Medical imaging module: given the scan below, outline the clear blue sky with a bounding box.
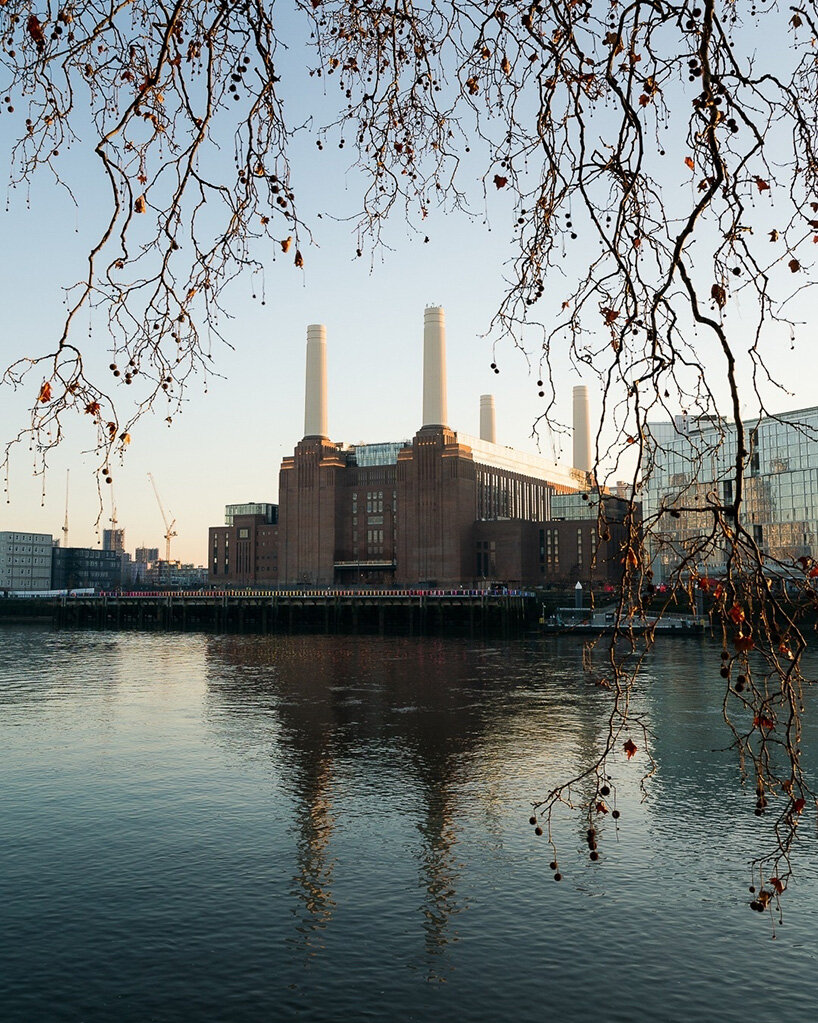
[1,11,815,564]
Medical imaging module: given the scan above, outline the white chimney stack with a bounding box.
[422,306,448,428]
[304,323,328,438]
[573,385,592,472]
[480,394,496,443]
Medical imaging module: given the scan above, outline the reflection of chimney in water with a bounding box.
[572,385,592,472]
[304,324,328,438]
[480,394,497,443]
[422,306,448,428]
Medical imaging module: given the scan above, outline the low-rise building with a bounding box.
[51,547,122,591]
[210,505,279,587]
[145,561,209,588]
[0,531,54,591]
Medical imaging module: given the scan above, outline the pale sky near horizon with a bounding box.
[1,9,816,565]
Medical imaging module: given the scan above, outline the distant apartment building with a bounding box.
[51,547,122,591]
[144,561,208,588]
[135,547,160,564]
[644,405,818,582]
[0,531,53,591]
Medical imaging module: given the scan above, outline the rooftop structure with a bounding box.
[225,503,278,526]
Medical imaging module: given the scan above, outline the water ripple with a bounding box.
[1,627,817,1022]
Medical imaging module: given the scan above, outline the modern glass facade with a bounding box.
[225,503,278,526]
[551,492,630,523]
[643,406,818,581]
[51,547,122,591]
[350,442,409,466]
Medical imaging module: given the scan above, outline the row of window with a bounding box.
[352,490,398,515]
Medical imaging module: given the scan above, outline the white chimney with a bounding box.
[304,323,328,438]
[573,385,592,472]
[480,394,496,443]
[422,306,448,428]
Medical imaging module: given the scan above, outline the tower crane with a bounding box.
[147,472,177,562]
[62,469,70,548]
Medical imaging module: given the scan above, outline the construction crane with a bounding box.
[104,481,124,553]
[109,481,118,533]
[147,472,177,562]
[61,469,70,548]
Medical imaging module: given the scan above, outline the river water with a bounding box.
[1,625,817,1022]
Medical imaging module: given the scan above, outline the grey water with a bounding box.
[1,626,817,1023]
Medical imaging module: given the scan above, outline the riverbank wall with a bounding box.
[2,590,541,638]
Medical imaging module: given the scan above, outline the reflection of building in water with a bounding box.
[644,407,818,582]
[200,638,502,968]
[291,755,336,948]
[203,638,339,950]
[203,635,627,975]
[209,308,633,589]
[414,775,463,972]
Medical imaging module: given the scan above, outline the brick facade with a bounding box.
[208,429,633,589]
[396,427,478,586]
[209,513,278,586]
[277,438,347,586]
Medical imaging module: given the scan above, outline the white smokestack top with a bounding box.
[422,306,448,428]
[573,385,592,472]
[480,394,497,444]
[304,323,328,438]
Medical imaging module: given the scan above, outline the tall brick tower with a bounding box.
[278,325,345,585]
[395,307,477,586]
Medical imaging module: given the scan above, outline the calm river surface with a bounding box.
[2,626,817,1022]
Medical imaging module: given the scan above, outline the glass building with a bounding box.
[551,492,631,523]
[51,547,122,591]
[643,406,818,582]
[349,442,410,466]
[224,503,278,526]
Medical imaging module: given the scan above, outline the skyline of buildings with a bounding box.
[0,529,207,593]
[3,304,817,590]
